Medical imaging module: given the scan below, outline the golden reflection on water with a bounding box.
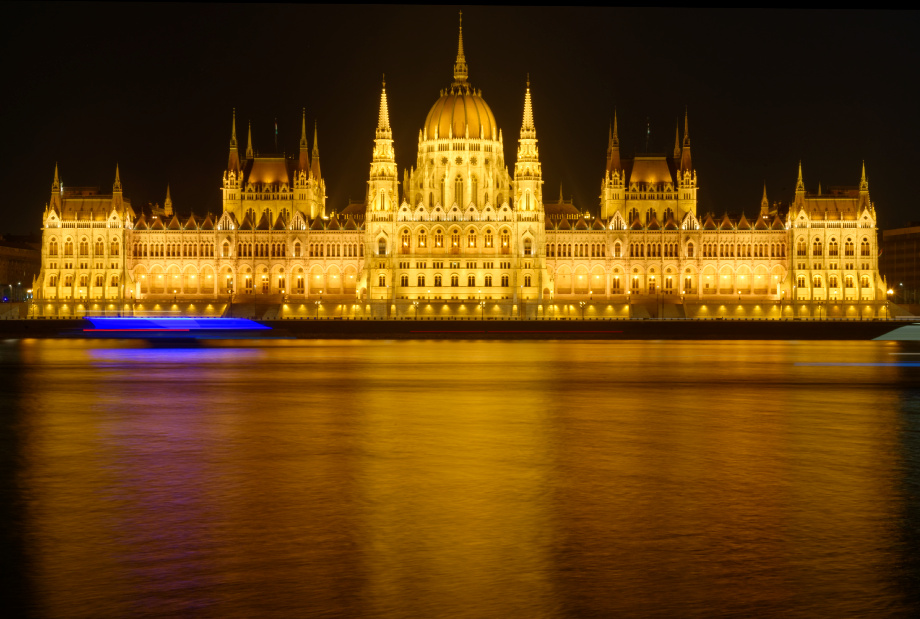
[4,339,919,617]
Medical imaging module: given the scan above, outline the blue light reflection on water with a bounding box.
[4,339,920,617]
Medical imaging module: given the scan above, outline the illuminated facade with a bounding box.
[32,19,885,319]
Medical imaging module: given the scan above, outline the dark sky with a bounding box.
[4,4,918,236]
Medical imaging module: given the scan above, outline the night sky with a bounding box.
[4,4,918,236]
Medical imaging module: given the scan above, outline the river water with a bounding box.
[2,338,920,618]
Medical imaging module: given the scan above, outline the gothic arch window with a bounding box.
[418,274,425,287]
[435,229,444,248]
[471,175,478,207]
[418,230,427,248]
[484,229,493,248]
[614,242,621,258]
[451,274,459,287]
[79,238,89,256]
[401,229,411,253]
[500,230,511,251]
[468,274,476,286]
[813,238,823,257]
[687,242,694,258]
[378,238,387,255]
[845,239,855,257]
[829,238,839,257]
[860,238,870,256]
[523,238,532,256]
[49,239,59,256]
[455,175,464,206]
[451,229,461,248]
[468,230,477,248]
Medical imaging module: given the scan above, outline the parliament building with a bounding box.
[32,19,885,320]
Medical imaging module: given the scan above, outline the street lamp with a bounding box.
[627,289,631,319]
[413,300,419,320]
[886,288,894,320]
[579,300,586,320]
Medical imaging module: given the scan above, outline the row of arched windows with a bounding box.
[133,243,214,258]
[48,237,120,257]
[701,243,786,258]
[310,243,362,258]
[396,228,512,254]
[797,237,871,258]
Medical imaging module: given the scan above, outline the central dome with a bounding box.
[424,86,497,141]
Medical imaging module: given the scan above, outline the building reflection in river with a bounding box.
[3,339,918,616]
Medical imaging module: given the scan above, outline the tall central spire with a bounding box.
[378,76,391,131]
[453,11,468,84]
[521,75,535,135]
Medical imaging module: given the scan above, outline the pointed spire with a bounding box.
[298,109,310,172]
[378,76,391,131]
[606,110,621,173]
[521,75,535,134]
[559,184,564,204]
[311,121,321,180]
[612,109,619,146]
[760,183,769,214]
[860,160,868,190]
[796,160,805,192]
[164,184,173,215]
[673,121,681,159]
[453,11,468,84]
[228,109,241,172]
[300,109,307,147]
[52,162,60,191]
[679,108,692,172]
[246,121,253,158]
[113,163,122,193]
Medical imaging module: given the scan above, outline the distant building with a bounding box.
[30,17,885,319]
[0,235,40,302]
[881,224,920,305]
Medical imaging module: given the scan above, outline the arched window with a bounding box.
[525,191,532,210]
[485,274,492,287]
[468,274,475,286]
[500,230,511,252]
[400,274,409,287]
[401,230,410,253]
[797,238,806,256]
[471,176,478,207]
[451,274,459,287]
[64,238,73,256]
[860,238,870,256]
[418,230,427,248]
[523,239,532,256]
[95,238,104,256]
[418,274,425,287]
[79,239,89,256]
[451,230,460,248]
[484,229,493,248]
[49,239,59,256]
[435,229,444,247]
[813,238,823,257]
[614,242,621,258]
[434,274,442,287]
[687,242,694,258]
[829,238,839,257]
[861,275,869,288]
[454,175,463,206]
[222,242,230,258]
[378,238,387,255]
[379,274,386,287]
[845,239,854,257]
[813,276,822,288]
[294,242,301,258]
[468,230,476,248]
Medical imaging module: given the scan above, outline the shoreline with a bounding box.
[0,318,915,341]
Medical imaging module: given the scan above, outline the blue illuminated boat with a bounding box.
[79,316,275,340]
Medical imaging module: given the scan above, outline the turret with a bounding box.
[368,79,398,212]
[164,184,173,216]
[513,77,542,213]
[228,108,241,172]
